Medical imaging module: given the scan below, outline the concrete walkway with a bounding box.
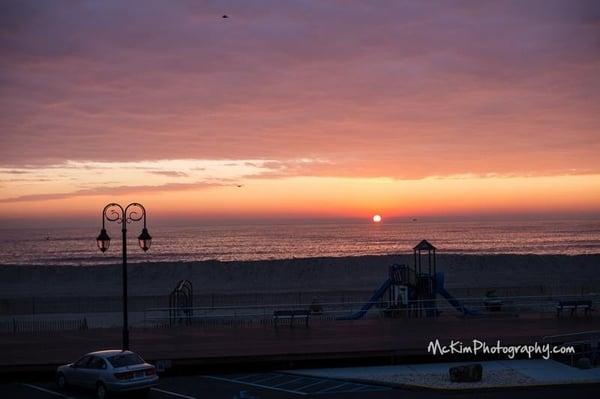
[289,359,600,389]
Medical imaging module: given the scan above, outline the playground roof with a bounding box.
[413,239,436,251]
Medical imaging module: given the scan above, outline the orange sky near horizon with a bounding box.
[2,173,599,225]
[0,1,599,225]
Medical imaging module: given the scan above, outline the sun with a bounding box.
[372,214,382,223]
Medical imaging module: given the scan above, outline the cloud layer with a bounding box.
[0,0,599,181]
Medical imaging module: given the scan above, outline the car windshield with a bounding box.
[107,353,144,368]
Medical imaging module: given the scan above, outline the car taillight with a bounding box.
[145,367,156,376]
[114,371,134,380]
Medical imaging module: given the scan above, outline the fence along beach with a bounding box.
[1,253,599,329]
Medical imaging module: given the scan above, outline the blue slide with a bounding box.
[338,278,392,320]
[435,273,478,316]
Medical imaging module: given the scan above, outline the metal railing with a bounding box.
[543,330,600,367]
[0,318,88,334]
[1,293,598,332]
[143,293,600,328]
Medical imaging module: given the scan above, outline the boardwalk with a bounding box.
[1,315,599,372]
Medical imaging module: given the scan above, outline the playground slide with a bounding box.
[435,273,478,316]
[338,278,392,320]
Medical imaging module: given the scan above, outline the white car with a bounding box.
[56,350,159,398]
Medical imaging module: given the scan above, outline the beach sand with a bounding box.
[1,254,598,298]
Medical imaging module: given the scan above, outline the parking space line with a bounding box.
[347,383,387,392]
[250,374,285,384]
[317,382,355,393]
[360,385,390,392]
[203,375,307,396]
[293,379,328,391]
[151,387,197,399]
[272,377,306,387]
[234,373,264,382]
[20,384,75,399]
[343,384,370,392]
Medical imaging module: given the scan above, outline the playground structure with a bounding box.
[339,240,477,320]
[169,280,193,326]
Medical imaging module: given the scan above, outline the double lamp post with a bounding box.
[96,203,152,351]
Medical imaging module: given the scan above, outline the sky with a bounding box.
[0,0,599,226]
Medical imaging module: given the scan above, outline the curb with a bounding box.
[281,372,600,393]
[353,377,600,393]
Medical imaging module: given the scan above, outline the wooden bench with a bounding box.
[484,298,503,312]
[556,300,592,317]
[273,310,310,327]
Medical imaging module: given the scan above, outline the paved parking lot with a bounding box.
[0,373,394,399]
[204,372,390,395]
[2,372,600,399]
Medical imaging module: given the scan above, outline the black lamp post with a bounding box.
[96,203,151,351]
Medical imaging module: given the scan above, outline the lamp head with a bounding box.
[138,227,152,252]
[96,228,111,252]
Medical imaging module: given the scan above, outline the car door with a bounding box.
[84,356,107,388]
[69,355,92,387]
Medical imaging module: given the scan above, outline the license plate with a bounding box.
[134,371,144,378]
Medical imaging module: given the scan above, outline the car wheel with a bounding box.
[136,388,150,398]
[96,382,108,399]
[56,373,67,389]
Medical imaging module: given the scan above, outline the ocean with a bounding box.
[0,218,599,266]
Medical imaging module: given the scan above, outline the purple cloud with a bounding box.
[0,0,598,179]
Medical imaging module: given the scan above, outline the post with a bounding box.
[98,203,150,351]
[122,225,129,350]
